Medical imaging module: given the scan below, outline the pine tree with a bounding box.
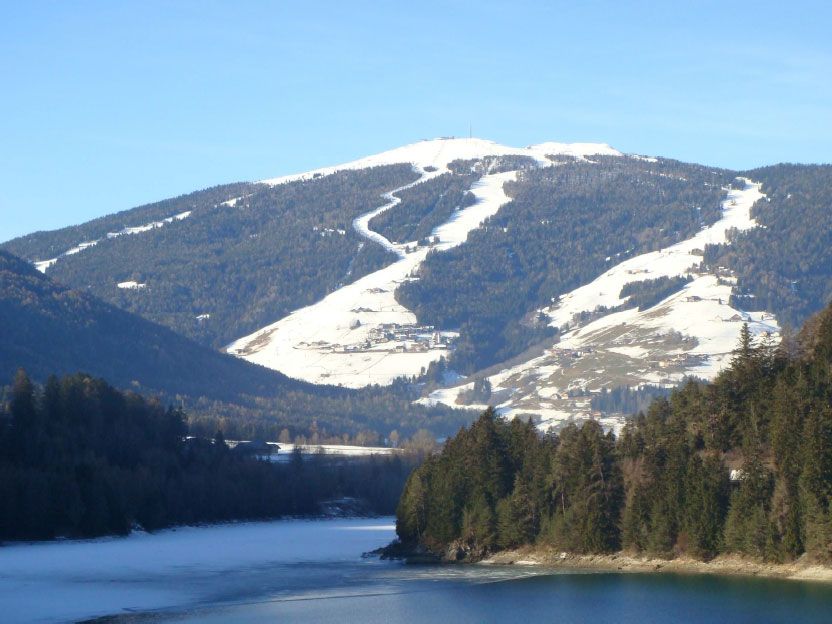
[397,467,428,543]
[622,481,650,552]
[683,454,728,559]
[497,474,537,548]
[10,369,36,432]
[799,405,832,560]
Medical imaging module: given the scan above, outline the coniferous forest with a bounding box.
[395,303,832,564]
[0,371,419,541]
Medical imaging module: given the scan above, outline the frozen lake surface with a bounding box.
[0,517,396,623]
[2,517,832,623]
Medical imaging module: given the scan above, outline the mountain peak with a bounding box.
[259,137,624,186]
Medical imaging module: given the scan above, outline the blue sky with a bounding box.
[1,0,830,242]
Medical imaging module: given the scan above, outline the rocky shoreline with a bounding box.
[482,547,832,583]
[380,541,832,583]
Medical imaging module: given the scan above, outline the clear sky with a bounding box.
[1,0,830,242]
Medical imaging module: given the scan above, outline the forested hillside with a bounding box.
[0,371,420,540]
[0,250,297,401]
[396,303,832,563]
[0,250,469,442]
[398,157,733,372]
[2,182,255,262]
[707,164,832,329]
[3,166,417,347]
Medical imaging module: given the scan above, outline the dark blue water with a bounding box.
[114,562,832,624]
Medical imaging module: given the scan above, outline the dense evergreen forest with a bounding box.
[0,371,422,541]
[396,303,832,564]
[397,157,732,373]
[619,275,693,311]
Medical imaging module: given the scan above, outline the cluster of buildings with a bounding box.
[341,323,454,354]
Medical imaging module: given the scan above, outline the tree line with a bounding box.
[0,371,422,541]
[396,304,832,563]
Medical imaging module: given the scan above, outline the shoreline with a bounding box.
[0,510,388,548]
[481,547,832,583]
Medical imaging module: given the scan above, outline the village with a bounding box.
[340,322,455,354]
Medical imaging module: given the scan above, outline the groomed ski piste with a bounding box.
[227,138,622,387]
[418,179,780,432]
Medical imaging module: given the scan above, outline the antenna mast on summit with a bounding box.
[469,122,472,139]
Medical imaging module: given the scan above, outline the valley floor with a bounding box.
[483,547,832,583]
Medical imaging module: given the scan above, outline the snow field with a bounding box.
[259,137,621,187]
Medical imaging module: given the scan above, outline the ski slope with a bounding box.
[228,138,622,386]
[227,170,519,386]
[545,180,765,329]
[420,180,780,431]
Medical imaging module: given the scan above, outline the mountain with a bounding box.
[0,250,466,440]
[3,138,831,433]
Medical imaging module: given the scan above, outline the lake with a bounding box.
[1,517,831,623]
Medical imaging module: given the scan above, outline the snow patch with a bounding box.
[117,281,146,290]
[607,345,648,358]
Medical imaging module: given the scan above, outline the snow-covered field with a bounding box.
[227,441,398,462]
[33,210,192,274]
[0,517,395,624]
[228,138,621,387]
[421,180,780,431]
[273,442,397,457]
